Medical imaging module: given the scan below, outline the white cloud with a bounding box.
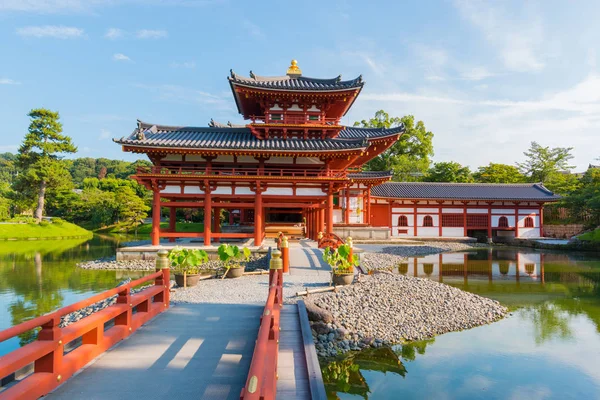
[0,78,20,85]
[105,27,124,39]
[453,1,546,72]
[136,29,167,39]
[16,25,84,39]
[461,67,495,81]
[99,129,111,140]
[357,75,600,170]
[113,53,132,62]
[171,61,196,69]
[0,145,18,152]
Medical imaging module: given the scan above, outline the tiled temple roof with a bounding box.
[114,120,403,152]
[114,121,369,152]
[228,70,364,91]
[348,171,393,179]
[338,125,405,139]
[371,182,561,201]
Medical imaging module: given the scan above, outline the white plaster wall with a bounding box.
[417,214,439,226]
[492,208,515,214]
[517,216,539,227]
[518,228,541,238]
[263,187,293,196]
[417,208,438,213]
[296,188,324,196]
[288,104,302,111]
[211,187,232,195]
[161,185,181,194]
[519,209,539,214]
[442,228,464,237]
[270,104,283,111]
[442,208,461,213]
[492,215,516,227]
[391,214,414,227]
[183,186,204,194]
[162,154,182,162]
[417,227,439,236]
[307,105,320,112]
[333,209,343,224]
[392,207,413,213]
[234,187,254,195]
[467,209,488,214]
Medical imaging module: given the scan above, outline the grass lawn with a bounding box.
[135,222,204,234]
[578,228,600,242]
[0,221,92,240]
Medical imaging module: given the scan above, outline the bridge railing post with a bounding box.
[281,236,289,274]
[34,314,63,383]
[155,250,170,309]
[115,287,132,335]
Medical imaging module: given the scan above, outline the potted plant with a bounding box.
[323,244,359,286]
[218,243,252,279]
[168,247,209,287]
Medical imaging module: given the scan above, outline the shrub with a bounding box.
[39,220,50,227]
[52,217,64,225]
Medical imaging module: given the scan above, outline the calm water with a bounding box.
[0,235,148,356]
[323,247,600,400]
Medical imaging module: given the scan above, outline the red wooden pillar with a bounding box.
[413,202,418,237]
[151,190,161,246]
[366,186,371,225]
[254,187,263,245]
[539,205,544,237]
[204,187,212,246]
[463,203,467,237]
[240,209,246,224]
[318,206,324,235]
[326,189,334,234]
[514,204,520,238]
[168,207,176,243]
[487,204,492,242]
[438,203,443,237]
[345,189,350,224]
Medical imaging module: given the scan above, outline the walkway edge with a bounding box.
[297,300,327,400]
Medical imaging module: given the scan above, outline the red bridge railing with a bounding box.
[0,268,170,400]
[240,252,283,400]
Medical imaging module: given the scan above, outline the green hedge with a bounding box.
[0,220,92,240]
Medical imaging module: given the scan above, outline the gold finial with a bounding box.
[287,59,302,77]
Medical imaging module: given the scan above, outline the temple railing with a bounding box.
[249,115,340,125]
[240,253,283,400]
[136,166,348,179]
[0,268,170,400]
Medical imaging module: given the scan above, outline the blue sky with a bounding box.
[0,0,598,171]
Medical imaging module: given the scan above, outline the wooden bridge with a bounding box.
[0,248,328,400]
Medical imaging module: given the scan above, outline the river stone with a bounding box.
[304,299,334,323]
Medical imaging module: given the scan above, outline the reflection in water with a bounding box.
[0,235,148,354]
[327,248,600,399]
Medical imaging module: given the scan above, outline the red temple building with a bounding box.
[115,61,560,246]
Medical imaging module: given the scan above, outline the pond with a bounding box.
[323,247,600,399]
[0,235,148,356]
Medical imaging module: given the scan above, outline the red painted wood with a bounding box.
[0,269,169,400]
[151,191,161,246]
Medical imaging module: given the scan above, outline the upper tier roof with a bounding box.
[338,126,405,139]
[114,121,379,152]
[371,182,561,202]
[228,70,364,91]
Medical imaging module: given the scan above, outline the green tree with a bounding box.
[564,167,600,226]
[473,163,525,183]
[115,186,149,233]
[425,161,473,182]
[15,109,77,221]
[354,111,434,181]
[517,142,574,183]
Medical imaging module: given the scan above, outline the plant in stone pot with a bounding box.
[218,243,252,279]
[168,247,209,288]
[323,244,359,286]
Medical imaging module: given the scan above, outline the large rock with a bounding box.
[304,299,335,323]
